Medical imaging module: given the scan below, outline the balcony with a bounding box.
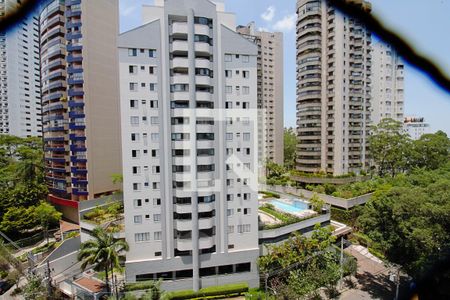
[67,43,82,52]
[195,42,211,53]
[171,40,188,52]
[67,54,83,63]
[195,75,211,86]
[198,217,214,229]
[69,122,86,130]
[69,133,86,141]
[170,74,189,85]
[66,9,82,18]
[194,23,210,36]
[71,155,87,163]
[196,91,212,101]
[68,100,84,108]
[68,89,84,97]
[171,22,188,35]
[199,236,215,249]
[195,58,211,69]
[172,57,189,69]
[66,31,82,40]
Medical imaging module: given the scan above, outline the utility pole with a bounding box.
[115,275,119,300]
[339,236,344,289]
[394,267,400,300]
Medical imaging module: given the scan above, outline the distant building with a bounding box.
[118,0,259,291]
[371,43,405,124]
[296,0,372,175]
[0,2,41,137]
[236,22,284,169]
[404,117,430,140]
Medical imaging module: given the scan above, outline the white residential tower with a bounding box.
[119,0,259,291]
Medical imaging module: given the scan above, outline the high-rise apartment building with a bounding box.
[0,3,41,137]
[296,0,372,175]
[236,22,284,168]
[119,0,259,291]
[404,116,430,140]
[371,42,404,124]
[40,0,122,222]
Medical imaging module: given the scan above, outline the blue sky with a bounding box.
[119,0,450,134]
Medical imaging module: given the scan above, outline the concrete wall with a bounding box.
[260,184,372,209]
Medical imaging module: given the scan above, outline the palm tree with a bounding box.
[78,227,129,293]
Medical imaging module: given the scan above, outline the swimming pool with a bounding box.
[269,199,309,214]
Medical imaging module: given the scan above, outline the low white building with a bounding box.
[404,116,430,140]
[118,0,259,291]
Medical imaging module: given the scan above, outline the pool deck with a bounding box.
[259,197,317,220]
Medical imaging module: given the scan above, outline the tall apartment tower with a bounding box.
[40,0,122,222]
[296,0,372,175]
[371,42,404,124]
[236,22,284,168]
[0,3,41,137]
[119,0,259,291]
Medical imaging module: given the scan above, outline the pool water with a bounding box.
[269,199,309,214]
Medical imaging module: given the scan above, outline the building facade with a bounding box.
[296,0,372,175]
[0,2,41,137]
[236,22,284,168]
[119,0,259,291]
[404,116,430,140]
[371,42,404,124]
[40,0,122,222]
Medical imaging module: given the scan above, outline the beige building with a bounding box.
[236,22,284,168]
[41,0,122,222]
[296,0,372,175]
[371,42,405,124]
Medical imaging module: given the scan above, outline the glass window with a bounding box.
[128,48,137,56]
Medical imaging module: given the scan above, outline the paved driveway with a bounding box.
[339,245,409,300]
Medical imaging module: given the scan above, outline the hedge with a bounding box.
[258,191,280,199]
[125,280,159,292]
[330,207,362,226]
[162,283,248,300]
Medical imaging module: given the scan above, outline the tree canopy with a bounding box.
[284,127,297,170]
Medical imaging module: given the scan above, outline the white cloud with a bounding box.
[272,14,296,32]
[120,4,137,17]
[258,27,270,32]
[261,6,275,22]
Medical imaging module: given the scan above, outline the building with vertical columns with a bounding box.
[296,0,372,175]
[118,0,259,291]
[40,0,122,222]
[371,42,404,124]
[0,2,41,137]
[236,22,284,168]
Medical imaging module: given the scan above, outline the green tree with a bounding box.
[258,225,342,298]
[21,274,47,300]
[368,118,412,177]
[15,146,44,184]
[309,193,325,212]
[357,175,450,279]
[412,131,450,170]
[78,227,129,293]
[0,206,37,235]
[34,202,62,243]
[284,127,297,170]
